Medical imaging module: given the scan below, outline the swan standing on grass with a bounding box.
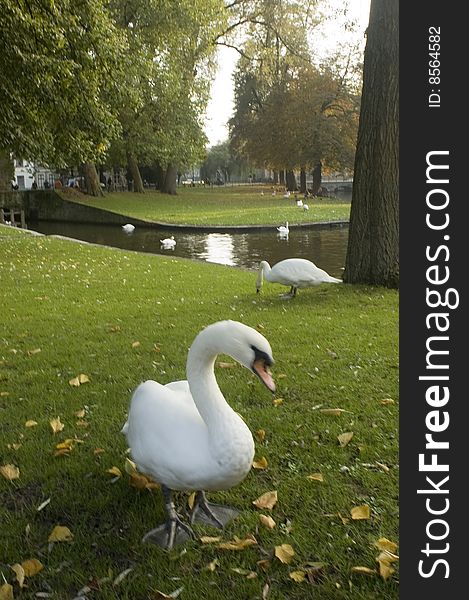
[160,235,176,249]
[122,224,135,233]
[256,258,342,297]
[122,320,275,550]
[276,222,289,235]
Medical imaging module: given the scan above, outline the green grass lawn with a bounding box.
[1,225,398,599]
[64,184,351,226]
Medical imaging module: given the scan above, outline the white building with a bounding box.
[12,159,57,190]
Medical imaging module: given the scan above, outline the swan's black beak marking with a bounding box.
[251,345,275,393]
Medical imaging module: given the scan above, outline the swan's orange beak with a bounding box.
[252,359,276,393]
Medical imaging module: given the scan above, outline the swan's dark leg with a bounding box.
[190,490,239,528]
[142,485,194,550]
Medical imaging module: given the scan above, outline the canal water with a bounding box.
[30,221,349,278]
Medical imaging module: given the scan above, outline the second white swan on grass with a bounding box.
[256,258,342,297]
[122,320,275,549]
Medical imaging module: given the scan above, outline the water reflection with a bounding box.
[30,221,348,277]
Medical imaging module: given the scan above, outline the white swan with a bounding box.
[296,199,303,207]
[122,320,275,549]
[160,235,176,248]
[303,204,309,211]
[122,223,135,233]
[276,222,289,235]
[256,258,342,297]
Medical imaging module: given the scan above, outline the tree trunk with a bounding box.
[83,163,103,196]
[344,0,399,288]
[279,169,285,185]
[154,163,165,189]
[0,151,14,191]
[311,161,322,195]
[299,167,307,193]
[273,170,279,184]
[285,170,297,191]
[127,152,144,193]
[161,164,177,195]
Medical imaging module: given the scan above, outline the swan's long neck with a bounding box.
[256,261,271,289]
[186,326,236,430]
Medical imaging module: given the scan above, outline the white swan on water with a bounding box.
[160,236,176,248]
[122,320,275,549]
[276,222,289,235]
[122,224,135,233]
[256,258,342,297]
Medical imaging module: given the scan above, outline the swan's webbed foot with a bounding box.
[190,490,240,528]
[143,485,195,550]
[280,287,297,299]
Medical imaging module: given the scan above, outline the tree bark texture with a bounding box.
[279,169,285,185]
[285,169,297,191]
[83,163,104,196]
[311,162,322,195]
[0,151,14,191]
[299,167,307,193]
[344,0,399,288]
[161,164,177,195]
[273,170,279,184]
[127,152,144,193]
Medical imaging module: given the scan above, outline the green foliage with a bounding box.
[0,0,125,165]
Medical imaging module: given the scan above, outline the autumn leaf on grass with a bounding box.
[106,466,123,479]
[289,570,306,583]
[0,583,13,600]
[50,417,64,434]
[217,361,237,369]
[255,429,266,442]
[132,341,141,348]
[11,563,25,587]
[272,398,283,407]
[187,492,196,510]
[25,419,38,427]
[307,473,324,483]
[199,536,222,544]
[48,525,74,542]
[252,490,278,510]
[217,534,257,550]
[380,398,395,405]
[27,348,41,356]
[252,456,268,469]
[74,408,86,418]
[337,432,354,447]
[150,588,184,600]
[319,408,350,416]
[351,566,376,576]
[375,538,398,554]
[274,544,295,564]
[204,559,220,572]
[0,464,20,480]
[351,505,371,520]
[69,373,90,387]
[259,514,276,529]
[21,558,44,577]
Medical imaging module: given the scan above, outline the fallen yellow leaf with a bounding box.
[377,560,395,580]
[68,377,80,387]
[217,361,237,368]
[27,348,41,356]
[0,464,20,480]
[75,419,90,427]
[50,417,64,434]
[48,525,74,542]
[351,505,371,520]
[252,456,268,469]
[187,492,196,510]
[199,536,222,544]
[124,458,139,476]
[307,473,324,482]
[7,443,22,451]
[376,550,399,564]
[351,566,376,576]
[21,558,44,577]
[375,538,398,553]
[274,543,295,564]
[380,398,395,405]
[272,398,283,407]
[106,466,122,478]
[74,409,86,418]
[337,432,354,447]
[217,534,257,550]
[289,570,306,583]
[252,490,278,510]
[11,563,25,587]
[204,559,220,572]
[0,583,13,600]
[259,514,276,529]
[69,374,90,386]
[255,429,266,442]
[93,447,105,455]
[25,420,38,427]
[320,408,349,416]
[132,341,141,348]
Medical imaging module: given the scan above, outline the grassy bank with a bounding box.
[1,226,398,599]
[64,185,351,226]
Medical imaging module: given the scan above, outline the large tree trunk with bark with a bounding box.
[311,161,322,195]
[127,152,144,193]
[161,164,177,195]
[285,170,297,191]
[0,151,14,191]
[273,170,279,184]
[299,167,307,193]
[279,169,285,185]
[344,0,399,287]
[83,163,103,196]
